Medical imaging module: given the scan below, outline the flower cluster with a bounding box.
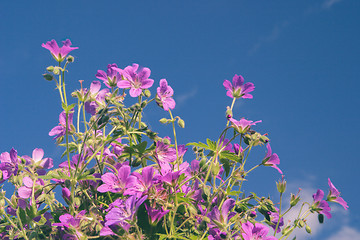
[0,39,348,240]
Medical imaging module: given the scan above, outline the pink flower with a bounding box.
[327,178,348,210]
[156,79,176,111]
[312,189,332,219]
[229,117,261,133]
[263,144,282,174]
[241,222,277,240]
[42,39,78,62]
[23,148,53,169]
[223,74,255,99]
[115,63,154,97]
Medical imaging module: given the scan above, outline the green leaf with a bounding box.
[206,138,217,151]
[18,207,28,225]
[219,157,230,176]
[187,142,212,150]
[136,141,148,153]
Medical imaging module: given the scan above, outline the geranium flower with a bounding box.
[116,63,154,97]
[241,222,278,240]
[97,165,131,193]
[208,199,236,229]
[144,203,169,225]
[154,140,177,166]
[156,79,175,111]
[263,144,282,174]
[312,189,332,219]
[18,177,44,200]
[124,166,154,197]
[96,63,123,88]
[23,148,53,169]
[223,74,255,99]
[42,39,78,62]
[0,148,19,182]
[105,196,147,231]
[49,110,74,140]
[53,210,86,239]
[84,81,109,115]
[327,178,348,210]
[229,117,261,133]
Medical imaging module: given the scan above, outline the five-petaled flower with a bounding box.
[229,117,261,133]
[327,178,348,210]
[49,110,74,140]
[156,79,176,111]
[312,189,332,219]
[223,74,255,99]
[263,143,282,174]
[115,63,154,97]
[42,39,78,62]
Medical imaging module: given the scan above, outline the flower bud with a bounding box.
[159,118,168,124]
[298,219,305,228]
[318,213,324,223]
[43,73,54,81]
[163,138,171,145]
[290,192,301,207]
[143,89,151,98]
[225,106,233,119]
[53,67,61,75]
[66,55,74,63]
[305,225,312,234]
[276,176,287,193]
[46,66,55,72]
[178,118,185,128]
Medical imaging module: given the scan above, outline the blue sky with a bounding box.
[1,0,359,239]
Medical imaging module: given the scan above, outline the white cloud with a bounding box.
[248,21,289,56]
[175,88,197,105]
[327,226,360,240]
[322,0,343,9]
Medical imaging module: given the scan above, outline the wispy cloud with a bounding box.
[248,21,289,56]
[175,88,198,105]
[322,0,343,9]
[327,226,360,240]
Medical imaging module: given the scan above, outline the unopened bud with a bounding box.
[46,66,55,72]
[276,176,287,193]
[225,106,233,119]
[159,118,168,124]
[66,55,74,63]
[298,219,305,228]
[305,225,312,234]
[143,89,151,98]
[178,118,185,128]
[43,73,54,81]
[53,67,61,75]
[290,193,301,207]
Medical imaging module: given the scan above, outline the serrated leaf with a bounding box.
[206,138,217,151]
[187,142,211,150]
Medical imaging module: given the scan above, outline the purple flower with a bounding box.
[53,210,86,239]
[155,141,177,166]
[144,203,169,225]
[96,64,123,88]
[116,63,154,97]
[241,222,278,240]
[97,165,131,193]
[208,199,236,229]
[223,74,255,99]
[268,208,284,233]
[0,148,19,182]
[124,166,154,197]
[229,117,261,133]
[327,178,348,210]
[49,110,74,140]
[42,39,78,62]
[84,81,109,115]
[23,148,53,169]
[312,189,332,219]
[105,196,147,231]
[156,79,176,111]
[263,144,282,174]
